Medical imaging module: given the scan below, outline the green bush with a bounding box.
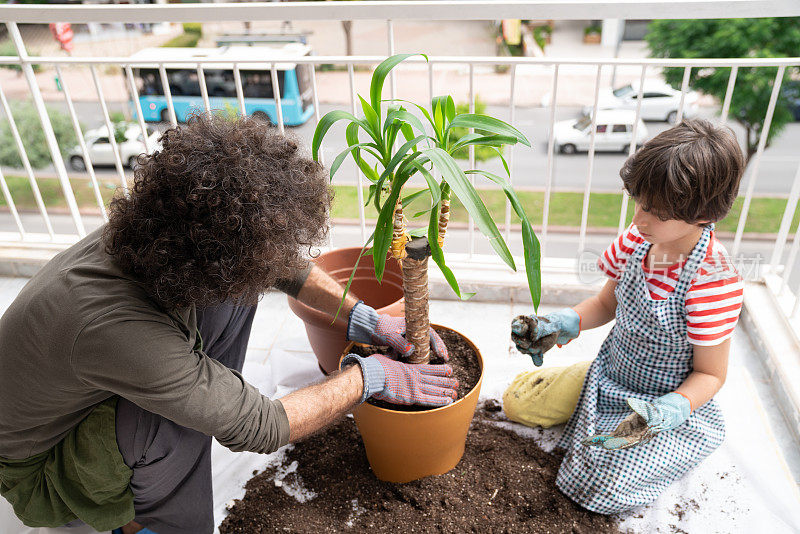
[0,102,78,169]
[449,98,504,162]
[182,23,202,35]
[0,40,42,73]
[161,32,200,48]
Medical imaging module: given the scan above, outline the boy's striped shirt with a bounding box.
[598,223,743,346]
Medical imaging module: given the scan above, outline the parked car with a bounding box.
[581,80,699,124]
[554,110,648,154]
[69,123,161,171]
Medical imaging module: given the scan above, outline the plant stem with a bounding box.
[402,237,431,364]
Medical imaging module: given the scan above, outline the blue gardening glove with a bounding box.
[581,392,692,450]
[347,301,448,360]
[511,308,581,366]
[341,353,458,407]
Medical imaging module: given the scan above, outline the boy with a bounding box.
[511,118,745,513]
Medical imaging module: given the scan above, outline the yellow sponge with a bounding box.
[502,361,592,428]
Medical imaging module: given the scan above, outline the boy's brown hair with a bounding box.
[619,118,744,224]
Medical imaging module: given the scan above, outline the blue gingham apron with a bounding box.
[555,224,725,514]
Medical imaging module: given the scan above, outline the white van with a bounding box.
[553,110,649,154]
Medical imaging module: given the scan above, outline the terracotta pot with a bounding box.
[288,247,404,374]
[342,324,484,483]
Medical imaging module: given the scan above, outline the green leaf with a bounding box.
[445,95,456,123]
[330,141,382,181]
[409,227,428,238]
[466,169,542,309]
[401,188,428,208]
[410,161,441,206]
[359,95,380,132]
[372,174,410,281]
[424,147,516,270]
[312,109,366,161]
[449,134,519,154]
[370,54,427,122]
[332,232,375,323]
[428,201,475,300]
[448,114,531,147]
[384,108,427,138]
[493,147,510,177]
[432,96,452,133]
[378,137,427,185]
[345,122,381,183]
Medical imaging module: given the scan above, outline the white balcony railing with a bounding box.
[0,2,800,329]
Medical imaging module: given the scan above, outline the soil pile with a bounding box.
[220,405,620,533]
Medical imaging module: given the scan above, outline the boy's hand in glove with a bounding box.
[511,308,581,366]
[581,392,692,450]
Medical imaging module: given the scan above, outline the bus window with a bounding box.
[136,69,163,96]
[167,70,200,97]
[240,70,285,99]
[204,69,237,98]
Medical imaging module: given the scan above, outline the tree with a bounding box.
[646,18,800,162]
[0,103,78,169]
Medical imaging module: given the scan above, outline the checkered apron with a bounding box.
[555,224,725,514]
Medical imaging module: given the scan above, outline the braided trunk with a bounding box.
[401,238,431,364]
[390,198,431,364]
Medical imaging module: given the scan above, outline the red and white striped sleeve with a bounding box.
[685,239,744,346]
[597,223,645,280]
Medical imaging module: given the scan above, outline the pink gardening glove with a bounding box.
[347,301,449,360]
[341,353,458,407]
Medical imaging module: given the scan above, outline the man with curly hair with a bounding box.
[0,114,455,534]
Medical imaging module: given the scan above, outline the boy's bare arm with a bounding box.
[573,279,618,331]
[280,364,364,442]
[676,339,730,411]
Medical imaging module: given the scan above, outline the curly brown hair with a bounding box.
[104,113,332,309]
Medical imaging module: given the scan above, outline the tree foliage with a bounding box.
[646,18,800,161]
[0,102,78,169]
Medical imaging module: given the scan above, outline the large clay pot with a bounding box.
[342,324,484,483]
[288,247,404,374]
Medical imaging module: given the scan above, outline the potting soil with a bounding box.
[219,403,620,533]
[350,326,482,412]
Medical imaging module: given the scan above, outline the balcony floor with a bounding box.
[0,278,798,533]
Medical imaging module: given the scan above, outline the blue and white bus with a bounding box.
[128,44,315,126]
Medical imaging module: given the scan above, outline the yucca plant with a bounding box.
[313,54,541,364]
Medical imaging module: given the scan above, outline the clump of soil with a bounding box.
[220,406,620,533]
[350,326,481,412]
[511,314,559,355]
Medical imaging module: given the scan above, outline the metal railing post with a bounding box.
[6,22,85,236]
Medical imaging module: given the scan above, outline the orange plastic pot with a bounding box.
[287,247,404,374]
[342,324,484,483]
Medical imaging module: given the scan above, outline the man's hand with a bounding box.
[581,392,691,450]
[347,301,448,360]
[342,354,458,407]
[511,308,580,366]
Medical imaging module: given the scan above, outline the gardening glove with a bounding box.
[581,392,692,450]
[340,353,458,407]
[347,301,448,360]
[511,308,581,366]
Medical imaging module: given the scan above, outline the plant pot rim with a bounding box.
[341,323,484,416]
[287,246,404,321]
